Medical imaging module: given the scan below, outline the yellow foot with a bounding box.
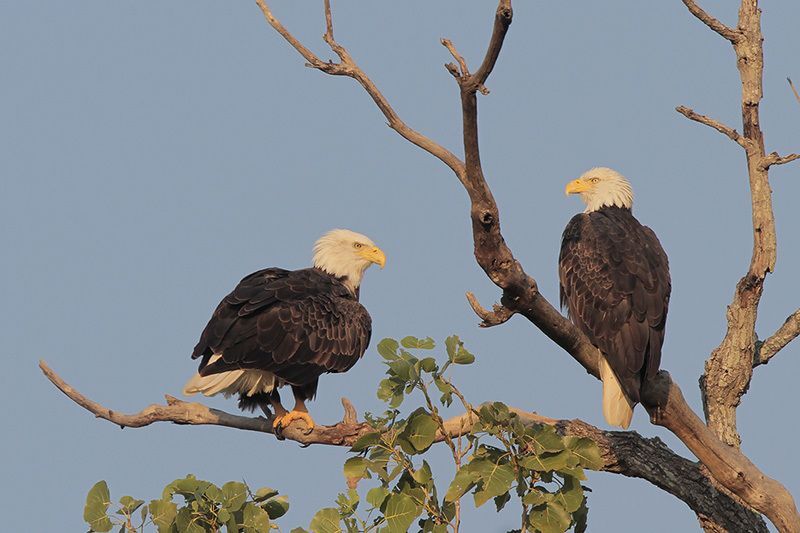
[273,410,315,433]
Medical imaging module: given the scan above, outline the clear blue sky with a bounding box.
[3,1,798,531]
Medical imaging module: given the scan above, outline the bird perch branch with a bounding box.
[40,359,766,532]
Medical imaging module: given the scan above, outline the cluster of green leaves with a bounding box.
[301,336,602,533]
[83,335,602,533]
[84,475,289,532]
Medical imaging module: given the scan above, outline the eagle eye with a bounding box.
[353,242,363,249]
[590,177,600,183]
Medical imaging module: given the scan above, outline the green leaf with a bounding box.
[471,459,515,507]
[218,508,231,523]
[529,425,566,454]
[522,488,553,506]
[309,508,342,533]
[148,499,178,533]
[387,359,413,381]
[444,335,474,364]
[242,502,271,532]
[520,450,571,472]
[335,489,359,516]
[175,506,205,533]
[453,347,475,365]
[262,495,290,519]
[528,500,572,533]
[253,487,279,503]
[377,338,399,360]
[350,431,381,452]
[84,481,113,532]
[573,496,589,533]
[411,460,433,484]
[565,436,603,470]
[221,481,248,512]
[444,464,479,502]
[400,336,435,350]
[444,335,460,361]
[494,491,511,512]
[343,457,370,481]
[366,487,389,509]
[418,357,438,373]
[399,408,438,454]
[118,495,144,515]
[382,493,421,533]
[164,474,202,499]
[554,475,584,513]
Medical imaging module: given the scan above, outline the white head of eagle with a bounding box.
[560,168,670,429]
[183,228,386,434]
[565,167,634,213]
[313,228,386,294]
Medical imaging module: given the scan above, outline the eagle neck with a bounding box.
[314,267,361,300]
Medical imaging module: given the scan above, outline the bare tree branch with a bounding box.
[254,0,467,186]
[681,0,742,43]
[675,106,747,148]
[761,152,800,168]
[789,77,800,105]
[678,0,799,456]
[754,309,800,367]
[40,360,767,532]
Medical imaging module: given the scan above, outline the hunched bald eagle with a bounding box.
[559,168,670,428]
[183,229,386,432]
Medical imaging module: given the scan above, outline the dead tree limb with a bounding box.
[39,360,766,532]
[754,309,800,367]
[679,0,800,457]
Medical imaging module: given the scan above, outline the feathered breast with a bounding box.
[558,207,670,403]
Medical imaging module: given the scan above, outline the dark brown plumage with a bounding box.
[191,267,372,411]
[560,168,670,428]
[183,229,385,431]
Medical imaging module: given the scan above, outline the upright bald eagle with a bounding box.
[559,168,670,428]
[183,229,386,432]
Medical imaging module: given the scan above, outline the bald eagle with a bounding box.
[183,229,386,432]
[559,168,670,428]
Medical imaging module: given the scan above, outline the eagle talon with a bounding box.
[275,410,316,433]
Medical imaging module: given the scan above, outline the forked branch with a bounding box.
[679,1,799,461]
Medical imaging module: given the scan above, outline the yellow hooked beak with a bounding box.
[565,178,593,195]
[360,246,386,269]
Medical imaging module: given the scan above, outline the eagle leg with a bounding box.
[272,386,316,434]
[267,389,290,439]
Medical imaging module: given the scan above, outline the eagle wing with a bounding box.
[192,268,372,385]
[559,209,670,403]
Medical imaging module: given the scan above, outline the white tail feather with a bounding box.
[598,355,635,429]
[183,355,277,398]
